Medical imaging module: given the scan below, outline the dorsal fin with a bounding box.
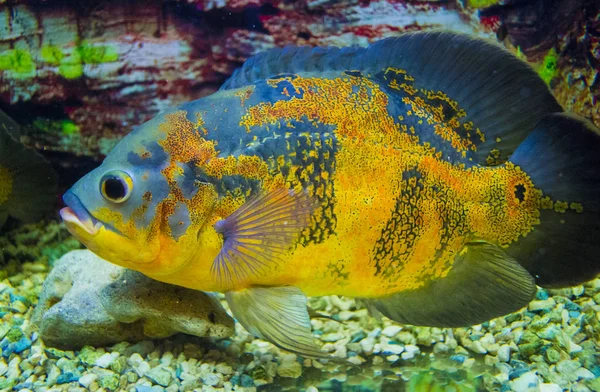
[221,32,563,165]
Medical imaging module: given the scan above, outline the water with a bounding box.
[1,1,599,391]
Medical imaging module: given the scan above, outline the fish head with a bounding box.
[61,110,220,275]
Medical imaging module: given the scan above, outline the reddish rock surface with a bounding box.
[0,0,597,160]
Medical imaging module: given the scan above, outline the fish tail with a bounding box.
[507,112,600,287]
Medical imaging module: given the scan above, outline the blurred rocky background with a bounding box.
[0,0,598,169]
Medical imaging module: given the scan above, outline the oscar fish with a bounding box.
[60,32,600,357]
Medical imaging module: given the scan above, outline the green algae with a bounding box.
[0,49,35,78]
[77,41,119,64]
[32,118,80,136]
[40,45,64,66]
[538,48,558,85]
[467,0,501,9]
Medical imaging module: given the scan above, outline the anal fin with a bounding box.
[364,242,536,327]
[225,286,326,358]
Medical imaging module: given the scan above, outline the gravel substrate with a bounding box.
[1,222,599,391]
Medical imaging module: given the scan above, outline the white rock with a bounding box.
[0,359,7,377]
[215,363,233,375]
[401,351,415,360]
[386,354,399,362]
[404,345,420,355]
[78,373,98,388]
[528,298,556,311]
[463,358,475,368]
[497,345,511,363]
[569,341,583,354]
[539,383,563,392]
[382,325,402,337]
[347,356,365,365]
[575,368,595,380]
[94,353,115,368]
[382,344,404,355]
[360,338,375,354]
[510,371,539,392]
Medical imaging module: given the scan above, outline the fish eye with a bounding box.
[100,171,133,203]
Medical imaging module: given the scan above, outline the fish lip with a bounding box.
[61,190,102,236]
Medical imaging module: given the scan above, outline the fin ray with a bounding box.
[222,31,561,165]
[364,242,536,327]
[213,188,317,284]
[225,286,326,358]
[507,113,600,287]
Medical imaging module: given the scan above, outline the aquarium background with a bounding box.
[1,0,599,391]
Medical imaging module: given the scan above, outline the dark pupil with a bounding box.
[105,178,126,200]
[514,184,526,202]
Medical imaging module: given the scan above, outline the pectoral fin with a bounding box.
[364,242,536,327]
[213,188,317,283]
[225,286,326,358]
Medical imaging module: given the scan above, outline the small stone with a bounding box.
[540,383,563,392]
[381,343,403,355]
[518,340,544,358]
[99,373,119,391]
[467,340,487,354]
[497,345,511,363]
[321,332,344,342]
[433,342,449,354]
[510,371,539,391]
[545,348,561,363]
[95,353,115,368]
[201,372,223,386]
[79,373,98,388]
[0,359,7,377]
[463,358,475,367]
[528,298,556,312]
[484,355,499,366]
[347,356,365,365]
[381,325,402,337]
[359,338,375,354]
[47,365,60,386]
[575,368,595,380]
[557,359,581,374]
[396,331,416,345]
[215,363,233,375]
[146,366,172,387]
[277,361,302,378]
[386,354,399,362]
[79,346,103,366]
[537,325,559,340]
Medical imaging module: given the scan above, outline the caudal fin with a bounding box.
[507,112,600,288]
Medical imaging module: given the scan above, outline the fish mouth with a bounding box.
[60,190,102,236]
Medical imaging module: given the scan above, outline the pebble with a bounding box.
[540,383,563,392]
[497,345,511,362]
[359,338,375,354]
[201,372,222,386]
[528,298,556,312]
[575,367,595,380]
[381,325,402,337]
[277,361,302,378]
[215,363,233,375]
[347,356,365,365]
[95,353,116,368]
[78,373,98,388]
[510,371,539,391]
[0,359,7,377]
[381,343,403,355]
